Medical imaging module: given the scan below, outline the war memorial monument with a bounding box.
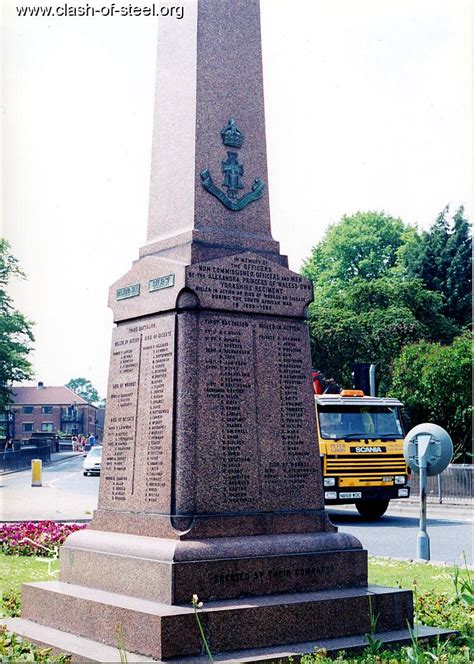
[6,0,447,660]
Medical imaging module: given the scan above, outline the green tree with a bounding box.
[306,276,457,394]
[0,239,35,409]
[303,211,415,285]
[389,334,472,462]
[66,377,101,405]
[403,206,472,327]
[302,211,459,393]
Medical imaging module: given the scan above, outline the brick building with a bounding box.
[7,382,102,442]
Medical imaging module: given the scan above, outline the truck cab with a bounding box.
[315,390,410,518]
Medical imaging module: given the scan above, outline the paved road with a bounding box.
[1,455,99,521]
[1,456,472,565]
[328,507,473,566]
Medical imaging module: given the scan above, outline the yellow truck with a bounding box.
[314,389,410,518]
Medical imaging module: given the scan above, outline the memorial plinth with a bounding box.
[5,0,449,661]
[58,248,369,611]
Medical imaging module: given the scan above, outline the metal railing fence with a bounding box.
[409,464,473,504]
[0,444,51,473]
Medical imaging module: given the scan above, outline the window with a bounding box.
[41,423,53,432]
[23,406,34,414]
[23,423,34,432]
[318,405,403,440]
[41,406,53,414]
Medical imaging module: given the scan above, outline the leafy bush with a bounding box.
[298,577,473,663]
[0,522,86,557]
[1,588,21,617]
[0,625,71,662]
[300,643,471,662]
[452,557,473,608]
[414,587,473,637]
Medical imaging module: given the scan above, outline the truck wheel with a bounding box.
[355,499,389,519]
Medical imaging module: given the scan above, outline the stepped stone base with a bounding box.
[17,582,414,660]
[59,529,367,603]
[4,529,446,662]
[3,618,457,664]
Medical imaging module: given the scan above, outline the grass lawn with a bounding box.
[0,551,471,662]
[0,552,59,599]
[368,555,457,596]
[1,550,459,597]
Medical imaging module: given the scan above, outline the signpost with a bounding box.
[403,423,453,560]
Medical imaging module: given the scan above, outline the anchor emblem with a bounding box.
[200,118,265,211]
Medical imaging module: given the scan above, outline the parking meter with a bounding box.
[403,424,453,561]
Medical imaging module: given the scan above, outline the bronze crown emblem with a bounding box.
[221,117,244,148]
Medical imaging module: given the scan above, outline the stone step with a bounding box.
[2,617,457,664]
[1,618,150,663]
[21,581,413,660]
[60,528,368,604]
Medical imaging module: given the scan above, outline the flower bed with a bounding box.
[0,521,86,557]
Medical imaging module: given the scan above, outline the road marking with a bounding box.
[45,472,79,488]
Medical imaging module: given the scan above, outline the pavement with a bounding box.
[0,451,84,476]
[332,500,474,523]
[0,454,98,522]
[51,451,86,465]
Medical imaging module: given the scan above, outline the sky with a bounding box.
[2,0,472,398]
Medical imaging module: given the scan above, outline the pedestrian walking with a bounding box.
[3,438,14,455]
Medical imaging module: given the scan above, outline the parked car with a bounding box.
[83,445,102,476]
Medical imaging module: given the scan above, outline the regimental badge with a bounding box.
[200,117,265,211]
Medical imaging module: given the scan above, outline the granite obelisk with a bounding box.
[5,1,450,660]
[87,0,337,543]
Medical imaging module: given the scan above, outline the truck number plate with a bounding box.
[339,492,362,499]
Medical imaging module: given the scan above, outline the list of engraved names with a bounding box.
[99,314,175,512]
[196,313,318,512]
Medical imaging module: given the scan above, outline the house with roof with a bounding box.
[6,382,102,442]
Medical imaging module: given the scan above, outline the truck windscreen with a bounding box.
[318,405,404,440]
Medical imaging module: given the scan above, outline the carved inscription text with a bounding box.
[98,314,175,513]
[186,253,312,316]
[195,312,320,513]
